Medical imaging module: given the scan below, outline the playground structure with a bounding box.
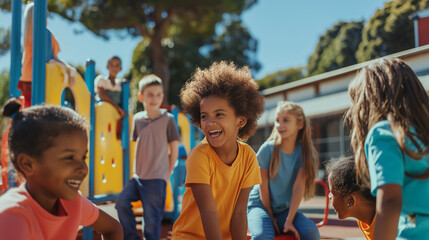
[0,1,201,239]
[1,59,197,236]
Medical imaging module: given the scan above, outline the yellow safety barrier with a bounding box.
[94,102,124,195]
[178,112,191,153]
[45,62,91,196]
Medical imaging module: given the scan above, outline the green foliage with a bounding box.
[130,18,260,112]
[130,36,200,112]
[257,67,304,91]
[47,0,256,38]
[356,0,429,62]
[0,0,34,11]
[42,0,258,105]
[307,21,363,76]
[0,70,10,143]
[208,19,261,72]
[0,70,9,109]
[263,0,429,90]
[0,27,10,56]
[0,0,11,11]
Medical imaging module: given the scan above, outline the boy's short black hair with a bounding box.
[138,74,163,94]
[2,98,87,175]
[108,55,121,64]
[180,61,264,141]
[326,156,375,201]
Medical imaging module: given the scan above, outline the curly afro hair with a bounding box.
[180,61,264,141]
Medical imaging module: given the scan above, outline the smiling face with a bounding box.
[107,58,122,77]
[30,130,89,203]
[139,84,164,111]
[274,110,303,141]
[328,174,351,220]
[200,95,246,151]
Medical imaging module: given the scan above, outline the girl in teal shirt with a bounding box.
[247,101,319,240]
[346,58,429,240]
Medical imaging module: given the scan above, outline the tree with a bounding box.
[356,0,429,62]
[0,70,10,145]
[0,27,10,56]
[0,70,9,108]
[257,67,304,90]
[208,19,261,72]
[307,21,363,76]
[130,19,261,111]
[38,0,257,104]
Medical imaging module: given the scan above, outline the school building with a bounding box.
[248,44,429,169]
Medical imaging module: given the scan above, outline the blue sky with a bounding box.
[0,0,389,79]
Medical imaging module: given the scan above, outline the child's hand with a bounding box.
[117,108,126,118]
[67,67,77,87]
[89,209,123,240]
[271,216,280,234]
[283,221,300,240]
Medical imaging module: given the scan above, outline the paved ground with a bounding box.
[77,196,365,240]
[300,196,364,240]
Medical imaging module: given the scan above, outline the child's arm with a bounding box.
[168,140,180,175]
[259,168,280,233]
[373,184,402,240]
[48,32,77,87]
[191,183,222,240]
[97,86,125,118]
[283,168,305,240]
[230,187,251,240]
[89,208,123,240]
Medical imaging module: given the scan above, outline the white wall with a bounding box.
[287,86,315,101]
[319,77,352,95]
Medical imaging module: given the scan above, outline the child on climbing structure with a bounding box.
[94,56,125,118]
[18,2,76,108]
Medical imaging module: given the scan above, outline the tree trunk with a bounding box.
[151,35,170,105]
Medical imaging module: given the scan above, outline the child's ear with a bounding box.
[238,116,247,129]
[16,153,38,177]
[138,93,144,103]
[348,194,357,208]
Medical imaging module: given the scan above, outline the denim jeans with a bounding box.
[247,197,320,240]
[115,178,166,240]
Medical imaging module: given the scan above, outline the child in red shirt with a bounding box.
[0,99,123,240]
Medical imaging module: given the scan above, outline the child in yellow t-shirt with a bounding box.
[172,61,265,240]
[327,156,376,240]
